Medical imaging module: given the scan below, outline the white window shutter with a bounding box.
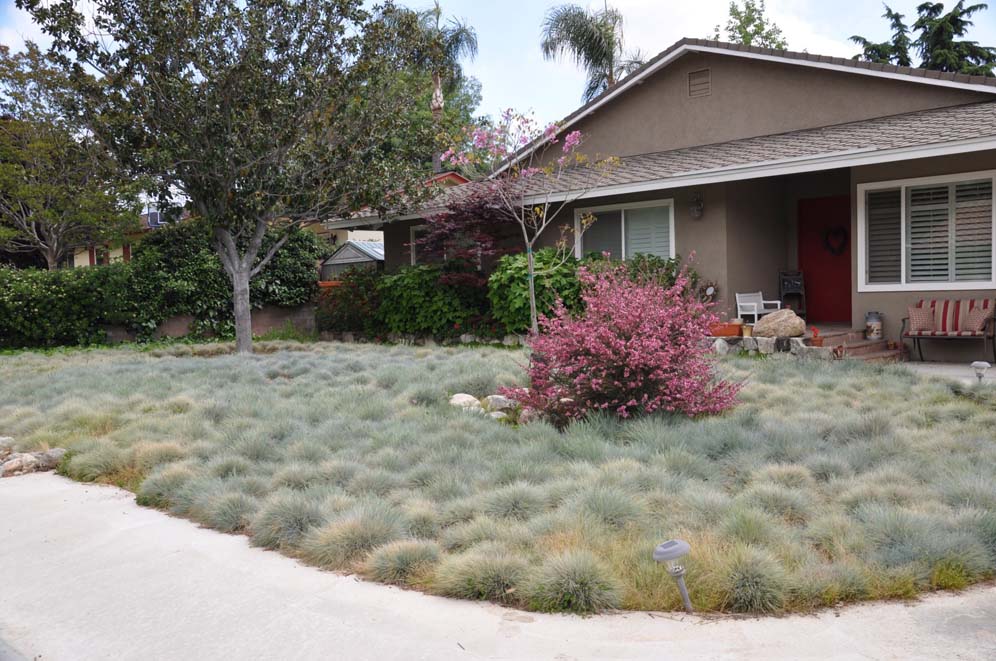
[624,206,671,259]
[907,185,951,282]
[954,180,993,282]
[866,189,902,284]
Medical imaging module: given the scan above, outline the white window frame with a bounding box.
[857,169,996,292]
[409,224,426,266]
[573,198,676,260]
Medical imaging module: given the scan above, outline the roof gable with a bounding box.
[560,38,996,135]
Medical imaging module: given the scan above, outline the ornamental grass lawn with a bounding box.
[2,342,995,614]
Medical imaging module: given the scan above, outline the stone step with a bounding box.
[840,339,890,356]
[850,349,905,364]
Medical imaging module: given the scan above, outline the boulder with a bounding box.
[502,335,521,347]
[459,334,477,344]
[1,453,39,477]
[712,338,731,356]
[482,395,515,412]
[489,411,508,421]
[35,448,66,471]
[753,309,806,338]
[0,437,14,461]
[518,408,541,425]
[449,393,481,409]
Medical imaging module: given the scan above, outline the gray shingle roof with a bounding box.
[336,100,996,224]
[536,100,996,195]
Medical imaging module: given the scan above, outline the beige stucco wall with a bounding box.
[562,52,990,160]
[725,177,788,315]
[848,150,996,360]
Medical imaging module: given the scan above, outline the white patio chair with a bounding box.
[736,292,782,324]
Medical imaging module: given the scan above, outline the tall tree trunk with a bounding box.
[43,248,59,271]
[527,245,539,335]
[431,72,445,173]
[231,266,253,355]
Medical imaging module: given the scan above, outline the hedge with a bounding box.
[0,221,327,349]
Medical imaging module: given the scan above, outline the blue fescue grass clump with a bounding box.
[3,343,996,614]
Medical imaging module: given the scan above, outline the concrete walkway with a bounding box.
[904,361,994,385]
[2,474,995,661]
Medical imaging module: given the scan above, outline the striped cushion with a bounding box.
[906,330,985,337]
[914,299,994,333]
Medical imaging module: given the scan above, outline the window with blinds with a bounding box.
[907,185,951,282]
[866,189,902,283]
[579,203,673,260]
[861,175,994,289]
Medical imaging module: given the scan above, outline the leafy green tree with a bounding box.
[713,0,788,49]
[20,0,436,353]
[0,44,140,269]
[541,3,645,103]
[851,5,913,66]
[852,2,995,75]
[914,1,996,75]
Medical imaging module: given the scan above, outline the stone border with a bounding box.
[710,336,834,360]
[318,332,526,347]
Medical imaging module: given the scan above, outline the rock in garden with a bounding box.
[449,393,482,409]
[502,335,521,347]
[489,411,508,421]
[1,453,39,477]
[753,309,805,338]
[518,408,540,425]
[459,334,477,344]
[755,337,777,354]
[0,437,14,461]
[34,448,66,471]
[712,338,730,355]
[482,395,515,412]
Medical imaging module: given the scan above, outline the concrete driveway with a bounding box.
[1,473,995,661]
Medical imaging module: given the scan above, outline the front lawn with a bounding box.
[2,342,994,614]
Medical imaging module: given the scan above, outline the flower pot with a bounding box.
[710,322,742,337]
[810,337,825,347]
[742,325,753,338]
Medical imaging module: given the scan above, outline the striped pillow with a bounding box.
[965,306,994,332]
[908,306,935,332]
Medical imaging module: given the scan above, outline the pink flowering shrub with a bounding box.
[504,262,740,427]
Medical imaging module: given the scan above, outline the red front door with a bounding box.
[798,196,852,324]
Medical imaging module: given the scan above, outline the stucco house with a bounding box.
[326,38,996,360]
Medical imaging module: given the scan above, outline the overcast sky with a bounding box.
[3,0,995,124]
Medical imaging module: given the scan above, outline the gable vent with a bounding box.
[688,69,711,98]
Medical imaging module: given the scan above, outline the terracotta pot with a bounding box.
[810,337,825,347]
[710,322,742,337]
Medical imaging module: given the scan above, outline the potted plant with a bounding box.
[809,326,824,347]
[709,318,743,337]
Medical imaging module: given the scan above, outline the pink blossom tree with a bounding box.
[504,261,741,427]
[439,109,617,334]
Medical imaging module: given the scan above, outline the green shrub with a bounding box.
[0,220,326,349]
[524,550,622,613]
[722,546,788,613]
[300,501,406,569]
[250,491,327,550]
[363,539,442,585]
[376,265,488,337]
[315,267,385,337]
[432,549,529,604]
[487,248,580,334]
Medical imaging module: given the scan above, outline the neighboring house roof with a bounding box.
[327,100,996,227]
[325,240,384,264]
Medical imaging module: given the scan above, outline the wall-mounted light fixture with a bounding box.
[689,193,704,219]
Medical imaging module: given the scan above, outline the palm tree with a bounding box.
[540,3,645,103]
[412,2,478,123]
